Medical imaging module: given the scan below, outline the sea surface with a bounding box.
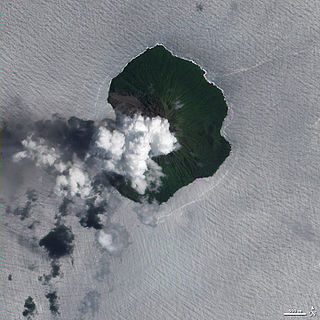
[3,0,320,319]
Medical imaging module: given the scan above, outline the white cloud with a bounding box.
[12,136,59,167]
[12,136,92,199]
[134,200,160,226]
[12,150,28,162]
[145,158,165,191]
[95,114,179,194]
[98,224,129,255]
[54,161,69,173]
[12,113,179,217]
[96,128,125,162]
[56,165,92,199]
[98,232,113,251]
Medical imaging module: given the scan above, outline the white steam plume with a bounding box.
[94,114,179,194]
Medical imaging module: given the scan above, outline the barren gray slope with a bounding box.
[3,0,320,319]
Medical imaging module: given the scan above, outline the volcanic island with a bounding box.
[107,45,231,204]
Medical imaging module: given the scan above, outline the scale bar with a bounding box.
[283,313,307,316]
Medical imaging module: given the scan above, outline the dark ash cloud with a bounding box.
[78,291,101,319]
[45,291,59,316]
[80,203,104,230]
[22,296,36,318]
[34,115,95,161]
[39,225,74,259]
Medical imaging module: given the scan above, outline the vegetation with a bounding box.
[108,45,231,203]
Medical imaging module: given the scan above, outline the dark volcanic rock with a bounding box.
[109,92,166,119]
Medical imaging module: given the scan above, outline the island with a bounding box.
[107,45,231,203]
